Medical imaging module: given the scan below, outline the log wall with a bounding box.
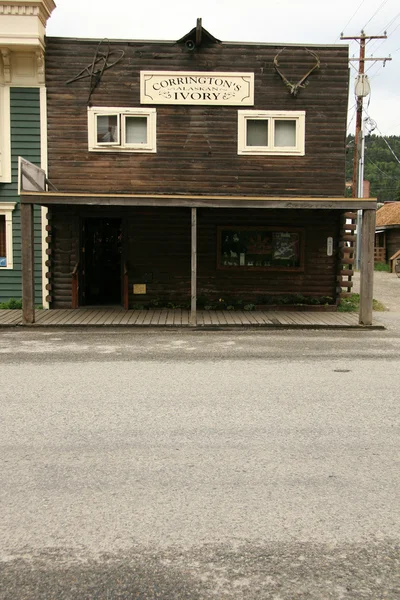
[50,206,340,308]
[387,229,400,263]
[45,37,349,197]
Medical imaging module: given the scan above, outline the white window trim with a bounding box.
[88,107,157,153]
[0,202,16,269]
[238,110,305,156]
[0,86,12,183]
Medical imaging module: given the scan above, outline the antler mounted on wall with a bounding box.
[273,48,320,97]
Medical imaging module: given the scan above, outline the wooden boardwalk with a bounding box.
[0,308,383,329]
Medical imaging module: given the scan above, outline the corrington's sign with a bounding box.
[140,71,254,105]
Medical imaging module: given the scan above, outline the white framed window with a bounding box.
[238,110,305,156]
[88,107,156,153]
[0,86,12,183]
[0,202,16,269]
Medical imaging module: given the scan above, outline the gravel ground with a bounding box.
[352,270,400,312]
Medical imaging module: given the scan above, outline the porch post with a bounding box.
[359,208,376,326]
[21,202,35,324]
[190,207,197,326]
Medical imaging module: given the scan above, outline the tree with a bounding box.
[345,134,400,202]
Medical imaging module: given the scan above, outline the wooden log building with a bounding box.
[19,17,377,325]
[375,202,400,270]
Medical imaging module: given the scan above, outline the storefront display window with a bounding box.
[218,227,304,270]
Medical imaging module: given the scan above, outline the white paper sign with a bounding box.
[141,71,254,106]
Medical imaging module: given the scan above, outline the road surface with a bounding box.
[1,327,399,599]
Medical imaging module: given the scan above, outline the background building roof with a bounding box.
[376,202,400,227]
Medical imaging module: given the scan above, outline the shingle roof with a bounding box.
[376,202,400,227]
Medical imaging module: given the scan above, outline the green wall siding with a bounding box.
[0,88,43,304]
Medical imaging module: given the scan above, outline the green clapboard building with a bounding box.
[0,0,56,305]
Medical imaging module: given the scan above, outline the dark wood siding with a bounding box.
[198,209,340,301]
[50,206,340,308]
[50,206,80,308]
[45,38,349,198]
[387,229,400,262]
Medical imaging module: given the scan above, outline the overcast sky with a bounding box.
[46,0,400,136]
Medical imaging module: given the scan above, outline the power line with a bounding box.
[364,61,381,74]
[335,0,367,41]
[367,9,400,51]
[347,104,357,130]
[369,16,400,53]
[365,157,400,179]
[383,9,400,29]
[364,110,400,163]
[363,0,390,30]
[390,21,400,35]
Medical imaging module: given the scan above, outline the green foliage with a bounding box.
[346,134,400,202]
[243,304,256,311]
[338,293,386,312]
[374,262,390,272]
[256,294,334,306]
[337,294,360,312]
[0,298,23,309]
[130,294,335,310]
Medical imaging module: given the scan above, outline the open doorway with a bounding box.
[82,218,122,306]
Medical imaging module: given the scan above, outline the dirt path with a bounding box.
[352,270,400,312]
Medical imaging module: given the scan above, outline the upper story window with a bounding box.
[0,202,16,269]
[88,107,157,153]
[238,110,305,156]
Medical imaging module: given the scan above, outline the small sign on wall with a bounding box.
[133,284,146,295]
[327,237,333,256]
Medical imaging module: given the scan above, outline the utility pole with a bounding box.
[340,31,391,268]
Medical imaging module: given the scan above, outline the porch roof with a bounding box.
[20,191,377,210]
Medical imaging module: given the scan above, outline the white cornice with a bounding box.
[0,1,56,26]
[0,1,56,51]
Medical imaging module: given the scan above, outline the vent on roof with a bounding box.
[177,18,221,51]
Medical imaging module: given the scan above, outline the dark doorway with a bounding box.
[82,218,122,305]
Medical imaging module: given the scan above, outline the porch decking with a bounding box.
[0,308,382,328]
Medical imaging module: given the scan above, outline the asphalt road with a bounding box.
[1,328,399,599]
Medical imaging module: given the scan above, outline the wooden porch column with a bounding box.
[190,207,197,326]
[359,208,376,326]
[21,203,35,324]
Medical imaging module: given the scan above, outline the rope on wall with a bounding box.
[66,40,125,104]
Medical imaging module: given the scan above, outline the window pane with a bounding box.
[220,229,301,269]
[246,120,268,147]
[125,117,148,144]
[0,215,6,264]
[274,120,296,147]
[272,232,300,266]
[97,115,118,143]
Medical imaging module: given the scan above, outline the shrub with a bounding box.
[0,298,23,309]
[374,262,390,272]
[338,293,386,312]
